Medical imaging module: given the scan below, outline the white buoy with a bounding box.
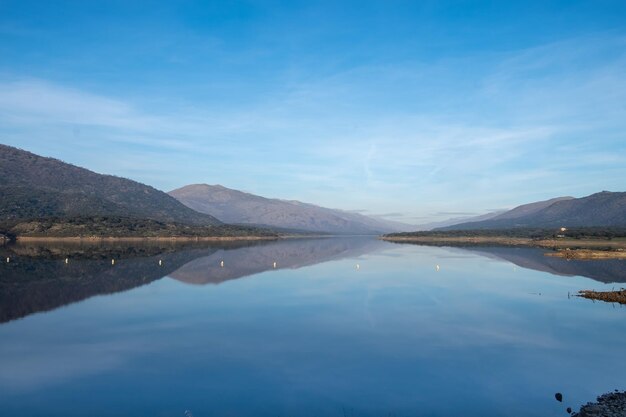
[220,260,224,267]
[65,258,69,264]
[436,264,440,271]
[111,259,115,265]
[159,259,162,266]
[6,257,9,263]
[273,261,277,268]
[356,264,360,270]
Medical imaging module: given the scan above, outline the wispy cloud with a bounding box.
[0,33,625,221]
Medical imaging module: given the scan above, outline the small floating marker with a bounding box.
[159,259,162,266]
[273,261,277,268]
[436,264,440,271]
[6,257,9,263]
[220,260,224,268]
[65,258,69,264]
[356,264,360,270]
[111,259,115,265]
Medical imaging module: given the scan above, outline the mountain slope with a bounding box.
[485,196,574,221]
[169,184,414,234]
[439,192,626,230]
[0,144,220,226]
[412,210,506,231]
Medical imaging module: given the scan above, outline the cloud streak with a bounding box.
[0,34,625,222]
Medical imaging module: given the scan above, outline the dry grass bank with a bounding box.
[578,289,626,305]
[546,249,626,259]
[381,235,626,249]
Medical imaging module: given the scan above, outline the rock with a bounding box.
[572,391,626,417]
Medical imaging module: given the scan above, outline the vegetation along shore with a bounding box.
[382,227,626,251]
[0,216,279,243]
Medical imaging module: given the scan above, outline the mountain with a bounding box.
[0,144,220,226]
[412,210,506,231]
[386,196,575,231]
[482,196,574,221]
[169,184,414,235]
[438,192,625,230]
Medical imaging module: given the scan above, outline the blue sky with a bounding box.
[1,1,625,224]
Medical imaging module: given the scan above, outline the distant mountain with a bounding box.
[403,196,575,231]
[483,196,574,221]
[169,184,414,234]
[438,192,625,230]
[412,210,506,231]
[0,144,220,226]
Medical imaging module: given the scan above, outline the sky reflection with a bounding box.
[0,239,624,417]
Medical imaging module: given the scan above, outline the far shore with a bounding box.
[0,234,376,245]
[14,235,280,243]
[380,235,626,250]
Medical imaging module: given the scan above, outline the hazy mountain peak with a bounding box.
[169,184,415,234]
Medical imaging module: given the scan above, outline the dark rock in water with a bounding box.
[571,390,626,417]
[556,393,563,402]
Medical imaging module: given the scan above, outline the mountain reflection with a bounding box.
[169,237,385,284]
[0,238,385,323]
[3,239,624,325]
[457,246,626,283]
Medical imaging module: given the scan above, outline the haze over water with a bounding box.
[1,238,625,417]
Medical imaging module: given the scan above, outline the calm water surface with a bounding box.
[0,238,624,417]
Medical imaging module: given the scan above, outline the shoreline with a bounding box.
[1,234,378,245]
[380,236,626,250]
[14,235,280,243]
[546,249,626,259]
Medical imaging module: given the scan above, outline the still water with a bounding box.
[0,237,624,417]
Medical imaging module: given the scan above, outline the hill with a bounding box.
[169,184,414,235]
[438,192,626,230]
[411,210,505,231]
[0,144,221,226]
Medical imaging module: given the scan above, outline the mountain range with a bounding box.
[1,144,624,236]
[437,192,626,230]
[169,184,413,235]
[0,145,413,236]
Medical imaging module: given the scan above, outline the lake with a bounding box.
[0,237,625,417]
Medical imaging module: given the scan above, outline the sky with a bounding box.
[1,1,625,225]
